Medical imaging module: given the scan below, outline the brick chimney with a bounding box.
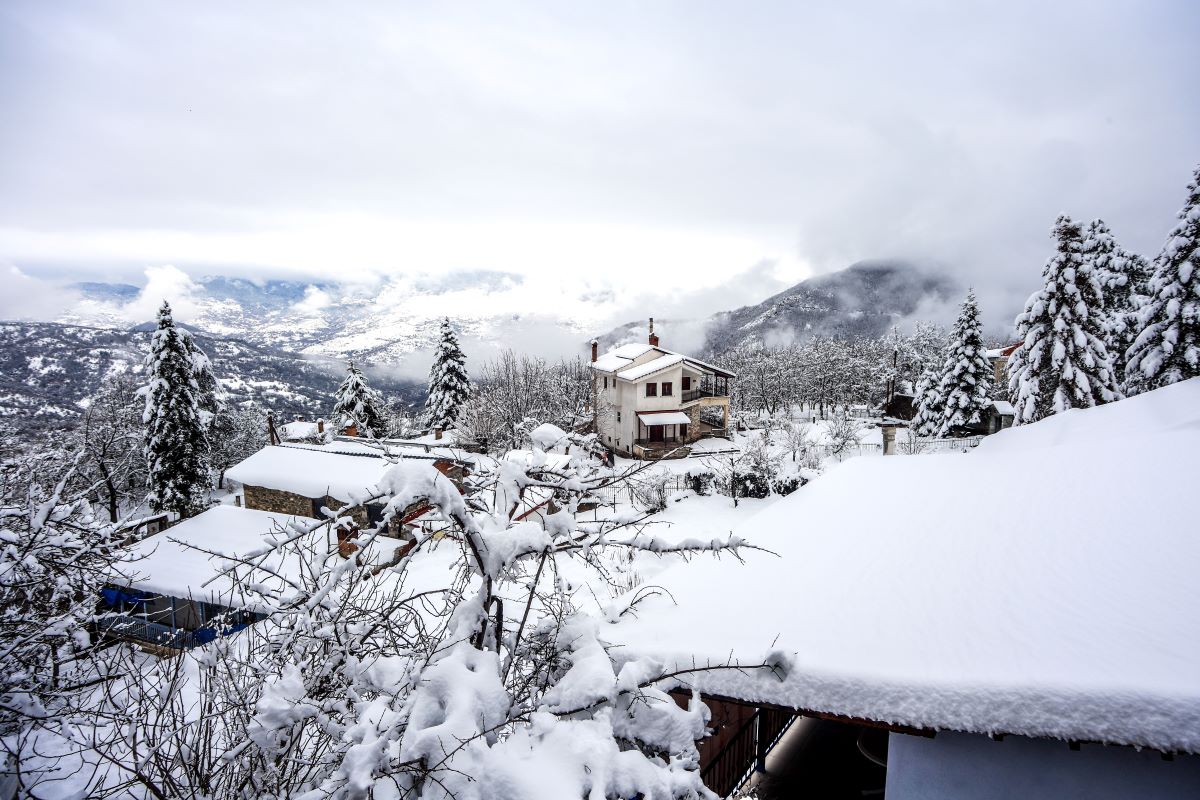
[317,418,325,434]
[648,317,660,347]
[590,339,598,362]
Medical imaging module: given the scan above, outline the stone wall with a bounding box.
[684,403,703,443]
[242,484,370,527]
[244,485,315,518]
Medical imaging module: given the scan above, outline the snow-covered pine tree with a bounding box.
[1007,216,1121,424]
[910,364,945,437]
[931,289,993,436]
[185,332,223,428]
[1126,165,1200,393]
[140,301,210,518]
[424,317,471,430]
[331,360,386,437]
[1082,219,1152,388]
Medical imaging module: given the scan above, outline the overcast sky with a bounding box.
[1,0,1196,331]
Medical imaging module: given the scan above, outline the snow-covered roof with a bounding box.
[117,506,305,599]
[280,420,323,440]
[288,437,477,465]
[611,379,1200,753]
[990,399,1015,415]
[117,505,439,604]
[617,353,685,381]
[593,342,736,380]
[592,343,656,372]
[225,445,393,503]
[636,411,691,426]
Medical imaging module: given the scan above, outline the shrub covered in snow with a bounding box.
[12,433,774,798]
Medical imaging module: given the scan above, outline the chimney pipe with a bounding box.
[317,418,325,434]
[648,317,660,347]
[590,339,598,362]
[434,426,443,441]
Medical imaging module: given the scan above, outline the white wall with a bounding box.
[634,364,685,412]
[886,731,1200,800]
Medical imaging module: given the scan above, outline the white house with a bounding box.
[591,319,735,459]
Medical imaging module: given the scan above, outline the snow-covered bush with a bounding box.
[732,471,771,499]
[826,413,865,458]
[630,469,672,512]
[770,474,803,497]
[684,468,715,496]
[22,436,775,798]
[0,451,127,787]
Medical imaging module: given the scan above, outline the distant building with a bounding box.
[986,342,1021,385]
[590,319,735,459]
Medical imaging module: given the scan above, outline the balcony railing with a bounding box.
[682,386,726,403]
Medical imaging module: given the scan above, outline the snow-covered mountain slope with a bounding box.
[61,272,608,362]
[0,322,422,436]
[597,260,959,356]
[58,261,957,364]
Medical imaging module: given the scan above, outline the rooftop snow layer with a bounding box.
[611,378,1200,753]
[118,505,435,603]
[617,353,686,380]
[225,445,393,502]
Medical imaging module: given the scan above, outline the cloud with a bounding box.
[0,263,81,320]
[0,0,1195,337]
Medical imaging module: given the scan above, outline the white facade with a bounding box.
[887,731,1200,800]
[591,335,733,458]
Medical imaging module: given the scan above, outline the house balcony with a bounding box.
[682,376,731,404]
[682,386,722,403]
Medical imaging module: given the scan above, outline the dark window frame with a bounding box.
[661,381,673,396]
[645,383,657,397]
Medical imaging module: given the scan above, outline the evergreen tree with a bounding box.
[139,301,210,518]
[1082,219,1151,388]
[186,333,223,428]
[910,363,945,437]
[331,361,386,436]
[1007,216,1120,424]
[1126,165,1200,393]
[932,289,993,436]
[425,317,471,430]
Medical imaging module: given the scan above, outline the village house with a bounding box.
[224,442,472,533]
[591,319,735,459]
[96,505,429,653]
[986,342,1021,385]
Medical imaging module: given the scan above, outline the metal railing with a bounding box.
[701,707,796,798]
[96,614,250,650]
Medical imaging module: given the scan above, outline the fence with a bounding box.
[95,613,250,650]
[701,707,796,798]
[907,435,984,454]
